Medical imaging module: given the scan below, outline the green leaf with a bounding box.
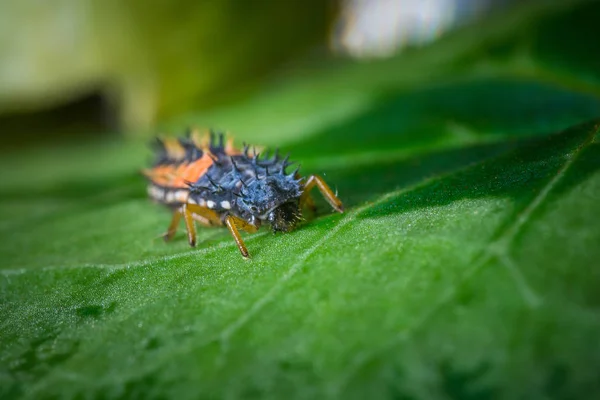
[2,2,600,399]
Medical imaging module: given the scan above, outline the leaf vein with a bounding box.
[497,253,542,308]
[217,205,366,348]
[331,125,597,394]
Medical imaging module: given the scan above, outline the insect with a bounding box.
[143,129,344,258]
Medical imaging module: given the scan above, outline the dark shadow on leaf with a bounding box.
[359,120,600,221]
[315,138,531,209]
[340,355,415,400]
[440,361,498,400]
[2,328,80,400]
[89,370,167,400]
[533,1,600,85]
[287,78,600,161]
[76,301,117,320]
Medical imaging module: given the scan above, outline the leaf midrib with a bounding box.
[328,121,599,395]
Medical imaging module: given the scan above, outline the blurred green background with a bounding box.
[0,0,339,143]
[0,0,519,144]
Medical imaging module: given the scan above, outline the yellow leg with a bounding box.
[185,203,223,226]
[224,215,260,258]
[300,175,344,213]
[162,210,182,242]
[179,202,258,258]
[181,204,198,247]
[180,203,223,247]
[300,193,317,212]
[229,215,259,233]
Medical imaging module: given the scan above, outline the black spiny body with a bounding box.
[189,142,303,233]
[144,130,344,258]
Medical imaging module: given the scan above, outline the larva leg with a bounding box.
[185,203,223,226]
[299,192,317,212]
[225,215,252,258]
[180,203,224,247]
[179,203,258,258]
[181,204,198,247]
[300,175,344,213]
[162,210,182,241]
[227,215,259,233]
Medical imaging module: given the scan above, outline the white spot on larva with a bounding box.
[221,200,231,209]
[166,191,175,203]
[176,190,188,202]
[188,197,197,204]
[206,200,215,209]
[149,186,164,200]
[198,198,206,207]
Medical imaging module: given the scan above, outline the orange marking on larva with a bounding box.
[147,165,180,186]
[186,155,215,180]
[172,154,215,188]
[173,163,189,184]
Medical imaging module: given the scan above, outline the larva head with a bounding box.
[237,173,302,232]
[267,200,301,233]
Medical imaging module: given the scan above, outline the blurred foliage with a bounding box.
[0,0,336,132]
[2,1,600,399]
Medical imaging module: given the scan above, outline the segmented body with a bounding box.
[143,130,344,258]
[144,133,237,210]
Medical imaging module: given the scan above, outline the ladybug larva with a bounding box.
[143,129,344,258]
